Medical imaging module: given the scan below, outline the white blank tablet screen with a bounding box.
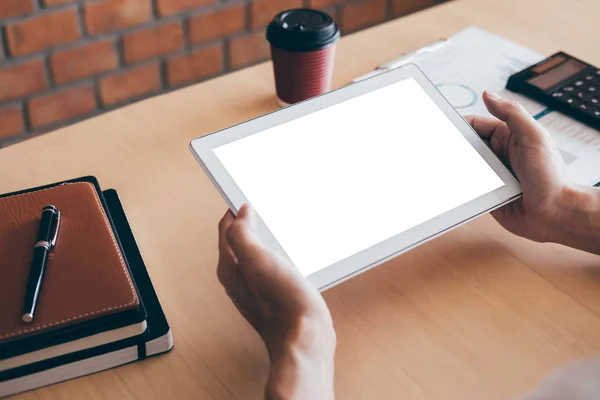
[214,78,504,276]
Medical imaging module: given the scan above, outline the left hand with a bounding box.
[217,205,336,400]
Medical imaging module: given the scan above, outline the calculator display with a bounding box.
[528,60,587,90]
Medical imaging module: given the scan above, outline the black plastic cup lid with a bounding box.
[266,9,340,52]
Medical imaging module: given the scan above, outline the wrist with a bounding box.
[265,316,336,400]
[545,183,600,253]
[265,313,336,361]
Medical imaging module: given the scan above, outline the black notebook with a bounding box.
[0,186,173,397]
[0,177,147,372]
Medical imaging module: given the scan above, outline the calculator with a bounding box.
[506,52,600,130]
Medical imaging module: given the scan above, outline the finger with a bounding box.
[237,204,258,231]
[226,209,315,303]
[218,211,264,331]
[482,91,545,147]
[219,210,235,233]
[220,205,256,267]
[464,115,503,140]
[465,114,511,163]
[218,209,235,241]
[217,210,239,291]
[489,131,507,162]
[226,208,290,278]
[218,210,237,264]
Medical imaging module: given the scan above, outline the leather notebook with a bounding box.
[0,189,173,398]
[0,179,140,344]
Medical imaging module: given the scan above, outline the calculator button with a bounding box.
[593,110,600,118]
[552,91,565,98]
[596,70,600,76]
[578,103,590,112]
[585,75,595,81]
[588,86,597,92]
[575,80,585,86]
[590,97,599,105]
[563,86,575,92]
[576,91,590,100]
[564,97,578,105]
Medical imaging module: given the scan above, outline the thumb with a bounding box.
[226,205,307,300]
[225,205,263,266]
[482,91,545,147]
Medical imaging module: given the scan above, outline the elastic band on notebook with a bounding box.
[137,342,146,360]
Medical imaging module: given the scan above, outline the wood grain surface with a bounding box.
[2,0,600,398]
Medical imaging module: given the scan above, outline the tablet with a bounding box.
[190,63,521,290]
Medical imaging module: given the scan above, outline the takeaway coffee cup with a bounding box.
[266,9,340,106]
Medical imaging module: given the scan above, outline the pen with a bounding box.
[22,205,61,324]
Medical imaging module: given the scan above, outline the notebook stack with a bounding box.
[0,177,173,397]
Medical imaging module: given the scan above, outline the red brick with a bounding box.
[0,59,47,102]
[166,45,223,86]
[5,9,80,57]
[156,0,216,16]
[28,84,97,129]
[0,0,33,19]
[84,0,152,35]
[309,0,344,9]
[44,0,79,6]
[189,4,245,45]
[229,31,270,69]
[341,0,386,33]
[251,0,302,29]
[392,0,441,16]
[123,21,184,64]
[0,105,25,139]
[51,40,118,84]
[100,63,161,106]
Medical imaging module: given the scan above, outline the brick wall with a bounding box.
[0,0,445,147]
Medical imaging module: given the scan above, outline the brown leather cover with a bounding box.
[0,182,139,343]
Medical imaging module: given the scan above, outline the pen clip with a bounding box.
[50,210,60,248]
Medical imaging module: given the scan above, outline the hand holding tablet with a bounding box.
[191,64,522,290]
[196,65,600,400]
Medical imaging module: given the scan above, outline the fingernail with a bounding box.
[246,205,258,231]
[237,204,248,218]
[485,91,502,100]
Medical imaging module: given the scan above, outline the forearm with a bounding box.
[265,318,336,400]
[547,185,600,255]
[524,356,600,400]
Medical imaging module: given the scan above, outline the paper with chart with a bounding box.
[356,26,600,185]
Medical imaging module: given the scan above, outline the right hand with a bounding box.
[522,357,600,400]
[465,91,572,243]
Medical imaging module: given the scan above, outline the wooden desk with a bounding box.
[3,0,600,398]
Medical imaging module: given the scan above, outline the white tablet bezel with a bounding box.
[190,63,522,290]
